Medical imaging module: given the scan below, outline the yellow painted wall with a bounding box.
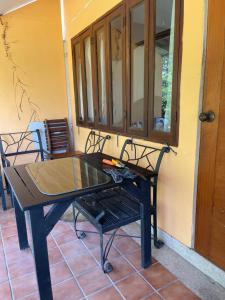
[0,0,68,132]
[64,0,205,247]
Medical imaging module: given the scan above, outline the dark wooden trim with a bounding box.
[92,19,110,130]
[107,4,126,132]
[82,28,95,128]
[71,37,86,127]
[71,0,183,147]
[148,0,183,146]
[126,0,149,137]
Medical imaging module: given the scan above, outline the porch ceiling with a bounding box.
[0,0,37,15]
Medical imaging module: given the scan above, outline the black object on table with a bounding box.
[3,153,153,300]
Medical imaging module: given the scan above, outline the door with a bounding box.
[195,0,225,270]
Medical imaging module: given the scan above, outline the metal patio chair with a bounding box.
[0,130,45,208]
[84,130,111,154]
[73,139,171,273]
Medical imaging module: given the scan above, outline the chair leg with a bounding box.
[99,230,116,273]
[0,175,7,210]
[72,203,86,239]
[153,185,164,249]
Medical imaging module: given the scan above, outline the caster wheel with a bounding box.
[78,231,86,239]
[154,239,164,249]
[103,261,113,273]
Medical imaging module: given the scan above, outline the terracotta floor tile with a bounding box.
[6,248,32,267]
[77,266,111,295]
[53,230,77,246]
[67,253,97,276]
[143,293,162,300]
[0,258,8,284]
[108,256,135,282]
[1,225,17,239]
[114,237,140,255]
[8,255,34,279]
[60,240,87,259]
[0,213,16,229]
[88,286,122,300]
[125,250,157,270]
[141,263,176,290]
[159,281,200,300]
[51,221,73,236]
[47,235,57,249]
[76,221,96,232]
[48,246,63,265]
[22,292,39,300]
[82,233,101,250]
[50,261,72,285]
[116,272,154,300]
[90,245,120,263]
[0,281,12,300]
[53,278,84,300]
[4,235,20,254]
[11,272,38,299]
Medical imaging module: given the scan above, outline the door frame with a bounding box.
[193,0,225,268]
[191,0,209,248]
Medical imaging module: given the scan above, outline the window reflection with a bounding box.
[110,16,123,128]
[75,43,84,121]
[130,2,145,129]
[96,28,107,125]
[154,0,175,132]
[84,37,94,122]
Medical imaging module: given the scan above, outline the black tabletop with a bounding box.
[4,153,152,211]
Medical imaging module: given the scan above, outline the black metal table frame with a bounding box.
[5,156,152,300]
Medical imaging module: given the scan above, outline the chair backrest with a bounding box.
[85,131,111,154]
[0,130,44,167]
[44,118,71,154]
[120,139,170,177]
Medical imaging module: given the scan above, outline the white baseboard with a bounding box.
[157,228,225,289]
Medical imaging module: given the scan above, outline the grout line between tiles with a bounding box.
[0,226,15,300]
[51,232,87,300]
[76,232,126,300]
[112,243,164,299]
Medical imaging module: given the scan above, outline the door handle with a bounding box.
[199,111,215,122]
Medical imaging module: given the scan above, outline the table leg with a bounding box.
[29,207,53,300]
[123,180,152,268]
[140,202,152,268]
[14,196,29,249]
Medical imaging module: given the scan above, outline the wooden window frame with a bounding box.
[126,0,149,137]
[92,19,110,130]
[148,0,183,146]
[71,0,183,146]
[71,37,87,127]
[82,28,95,128]
[107,4,126,133]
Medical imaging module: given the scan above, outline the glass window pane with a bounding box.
[84,37,94,122]
[130,2,145,129]
[75,43,84,121]
[110,16,123,128]
[96,28,107,125]
[154,0,175,132]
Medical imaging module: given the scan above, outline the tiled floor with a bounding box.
[0,207,201,300]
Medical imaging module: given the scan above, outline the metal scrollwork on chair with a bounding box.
[84,130,111,154]
[120,139,174,248]
[0,130,45,208]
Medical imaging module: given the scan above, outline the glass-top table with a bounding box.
[25,156,111,196]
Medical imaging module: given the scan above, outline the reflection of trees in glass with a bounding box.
[161,54,172,119]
